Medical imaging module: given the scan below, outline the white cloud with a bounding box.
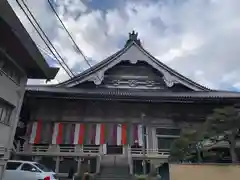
[8,0,240,90]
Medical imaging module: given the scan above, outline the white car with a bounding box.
[3,160,57,180]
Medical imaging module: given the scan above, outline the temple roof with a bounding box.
[26,85,240,103]
[57,31,210,91]
[25,31,240,101]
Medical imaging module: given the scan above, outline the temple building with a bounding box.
[0,0,58,179]
[15,31,240,178]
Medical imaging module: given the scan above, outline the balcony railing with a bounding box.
[16,144,170,158]
[130,147,170,157]
[18,145,100,155]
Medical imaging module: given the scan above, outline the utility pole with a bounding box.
[141,113,146,174]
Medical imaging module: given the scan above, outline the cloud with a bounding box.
[8,0,240,90]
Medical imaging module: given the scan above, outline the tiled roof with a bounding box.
[26,85,240,101]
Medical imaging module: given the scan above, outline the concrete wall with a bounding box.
[0,68,26,157]
[169,164,240,180]
[0,59,27,180]
[0,73,19,106]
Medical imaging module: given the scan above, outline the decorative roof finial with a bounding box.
[125,30,142,47]
[129,30,138,41]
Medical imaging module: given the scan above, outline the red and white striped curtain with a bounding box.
[27,122,144,146]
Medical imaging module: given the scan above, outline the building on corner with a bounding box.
[0,0,58,179]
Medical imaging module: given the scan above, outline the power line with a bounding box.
[37,44,67,67]
[19,0,75,77]
[47,0,102,83]
[37,44,59,63]
[15,0,75,78]
[36,44,65,84]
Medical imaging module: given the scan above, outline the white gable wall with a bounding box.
[67,43,205,91]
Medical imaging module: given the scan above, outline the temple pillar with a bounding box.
[55,157,60,173]
[147,126,153,153]
[99,145,103,154]
[23,142,32,152]
[48,144,58,152]
[152,127,157,149]
[0,160,7,180]
[123,145,128,156]
[96,156,100,173]
[75,145,83,153]
[102,144,107,155]
[77,158,81,174]
[127,145,133,175]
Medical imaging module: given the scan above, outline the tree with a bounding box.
[203,106,240,163]
[170,134,191,162]
[170,128,204,162]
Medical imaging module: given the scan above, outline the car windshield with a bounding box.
[33,163,52,172]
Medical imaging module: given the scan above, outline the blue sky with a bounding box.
[7,0,240,91]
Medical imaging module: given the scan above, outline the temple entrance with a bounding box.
[106,145,123,154]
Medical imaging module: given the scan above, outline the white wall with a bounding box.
[0,73,19,106]
[0,70,26,156]
[0,67,27,180]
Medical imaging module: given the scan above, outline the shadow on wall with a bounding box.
[169,164,240,180]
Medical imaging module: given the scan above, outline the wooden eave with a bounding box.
[25,86,240,103]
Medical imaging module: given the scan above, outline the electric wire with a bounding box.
[47,0,102,83]
[36,46,61,84]
[37,44,59,63]
[15,0,75,78]
[36,44,62,84]
[19,0,75,77]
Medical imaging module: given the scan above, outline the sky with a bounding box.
[7,0,240,91]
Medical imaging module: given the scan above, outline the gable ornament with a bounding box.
[125,30,142,47]
[128,80,138,87]
[146,80,155,87]
[112,80,120,86]
[162,73,178,87]
[89,72,105,85]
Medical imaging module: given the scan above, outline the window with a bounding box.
[157,137,176,150]
[156,128,180,136]
[21,163,40,172]
[155,127,180,150]
[0,99,13,125]
[34,163,51,172]
[0,50,22,84]
[6,162,22,170]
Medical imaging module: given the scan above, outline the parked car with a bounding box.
[3,160,57,180]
